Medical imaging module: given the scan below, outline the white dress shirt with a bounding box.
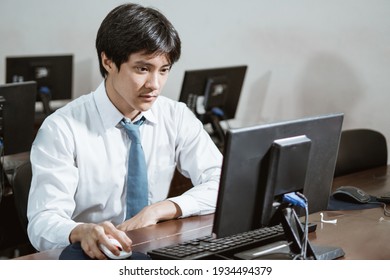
[27,81,222,251]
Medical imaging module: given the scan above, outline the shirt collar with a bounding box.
[94,81,158,129]
[142,107,157,125]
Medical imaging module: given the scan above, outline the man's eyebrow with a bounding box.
[133,60,171,68]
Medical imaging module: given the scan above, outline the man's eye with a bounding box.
[160,68,170,74]
[137,67,148,72]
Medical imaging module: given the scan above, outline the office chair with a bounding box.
[168,168,193,198]
[334,129,388,177]
[11,161,32,233]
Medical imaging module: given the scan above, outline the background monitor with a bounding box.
[5,54,73,114]
[0,81,37,155]
[212,113,344,238]
[178,65,247,147]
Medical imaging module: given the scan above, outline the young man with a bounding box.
[27,3,222,260]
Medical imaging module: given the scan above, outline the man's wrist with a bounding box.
[147,200,182,222]
[69,223,88,244]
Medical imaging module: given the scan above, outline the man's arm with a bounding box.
[168,105,223,217]
[27,116,79,251]
[116,200,182,231]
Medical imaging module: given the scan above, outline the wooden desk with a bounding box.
[15,166,390,260]
[315,165,390,259]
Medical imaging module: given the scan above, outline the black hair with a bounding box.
[96,3,181,77]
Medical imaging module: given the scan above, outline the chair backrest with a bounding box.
[11,161,32,233]
[334,129,388,177]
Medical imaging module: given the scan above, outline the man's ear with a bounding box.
[101,52,115,73]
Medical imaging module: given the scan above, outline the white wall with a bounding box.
[1,0,390,154]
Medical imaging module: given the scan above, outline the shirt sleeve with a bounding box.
[168,104,223,218]
[27,115,80,251]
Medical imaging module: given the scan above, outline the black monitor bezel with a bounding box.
[5,54,73,102]
[212,113,344,238]
[178,65,247,125]
[0,81,37,155]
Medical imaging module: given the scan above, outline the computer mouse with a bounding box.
[98,238,132,260]
[332,186,371,204]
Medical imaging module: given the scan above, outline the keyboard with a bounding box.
[147,224,285,260]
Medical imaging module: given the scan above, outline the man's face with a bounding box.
[103,51,171,120]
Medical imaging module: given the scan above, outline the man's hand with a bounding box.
[69,221,132,259]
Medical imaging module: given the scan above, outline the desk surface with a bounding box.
[15,166,390,260]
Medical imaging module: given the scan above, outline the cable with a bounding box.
[366,201,390,217]
[211,107,231,130]
[320,212,338,224]
[282,192,309,260]
[296,192,309,260]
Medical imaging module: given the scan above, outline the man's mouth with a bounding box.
[139,93,158,101]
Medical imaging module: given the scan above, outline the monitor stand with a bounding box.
[234,240,345,260]
[311,244,345,260]
[281,206,345,260]
[38,86,53,116]
[234,206,345,260]
[210,114,225,149]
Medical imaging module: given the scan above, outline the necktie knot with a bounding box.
[121,117,145,144]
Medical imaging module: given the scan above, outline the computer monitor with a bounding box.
[0,81,37,155]
[5,54,73,114]
[212,113,344,238]
[179,65,247,147]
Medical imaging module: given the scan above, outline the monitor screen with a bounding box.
[0,81,37,155]
[212,113,344,238]
[5,55,73,105]
[179,65,247,124]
